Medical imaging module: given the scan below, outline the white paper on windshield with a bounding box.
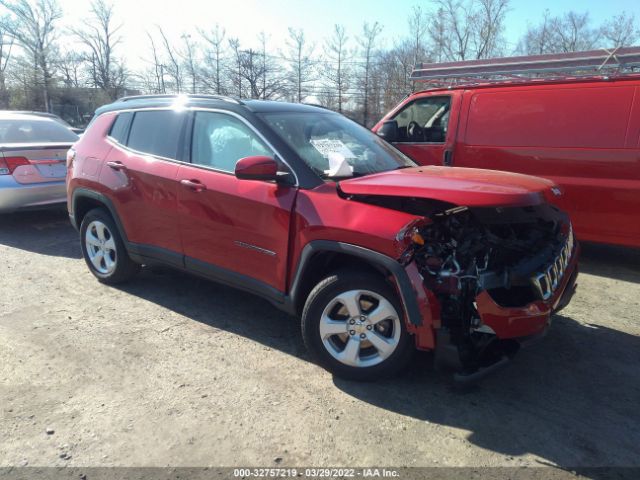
[325,152,353,177]
[310,139,356,159]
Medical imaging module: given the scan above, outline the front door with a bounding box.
[177,111,297,295]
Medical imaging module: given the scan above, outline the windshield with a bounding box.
[0,118,79,144]
[259,111,416,179]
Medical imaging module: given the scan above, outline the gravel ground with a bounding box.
[1,209,639,474]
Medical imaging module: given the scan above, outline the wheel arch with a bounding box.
[288,240,422,327]
[71,188,128,244]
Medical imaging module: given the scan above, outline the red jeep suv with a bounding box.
[67,94,579,382]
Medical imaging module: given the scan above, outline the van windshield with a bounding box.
[259,111,416,179]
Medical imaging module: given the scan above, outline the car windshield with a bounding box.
[0,118,79,144]
[259,111,416,179]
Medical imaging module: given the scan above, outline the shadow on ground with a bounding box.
[3,214,640,475]
[0,208,81,259]
[579,242,640,283]
[115,267,640,476]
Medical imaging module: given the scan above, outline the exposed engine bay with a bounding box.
[336,190,573,377]
[398,202,574,375]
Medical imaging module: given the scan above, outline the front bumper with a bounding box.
[0,175,66,212]
[475,244,580,340]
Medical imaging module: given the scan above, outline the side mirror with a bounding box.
[377,120,398,143]
[235,156,278,181]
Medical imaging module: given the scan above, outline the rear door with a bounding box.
[177,110,297,294]
[100,109,186,264]
[379,92,461,167]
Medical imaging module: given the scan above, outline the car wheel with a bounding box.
[80,208,140,284]
[301,270,414,381]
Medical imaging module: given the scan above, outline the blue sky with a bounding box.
[57,0,640,65]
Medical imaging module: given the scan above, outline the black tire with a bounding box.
[79,207,140,284]
[301,270,414,381]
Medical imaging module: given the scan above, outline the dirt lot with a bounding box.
[1,209,639,472]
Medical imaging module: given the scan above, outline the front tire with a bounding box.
[80,208,140,284]
[301,270,414,381]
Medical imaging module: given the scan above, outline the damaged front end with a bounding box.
[397,203,578,382]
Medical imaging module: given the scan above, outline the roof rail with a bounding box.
[116,93,243,105]
[411,47,640,85]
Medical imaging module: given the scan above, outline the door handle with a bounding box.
[106,161,126,171]
[180,179,207,192]
[443,149,453,166]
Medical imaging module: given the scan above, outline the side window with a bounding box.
[108,112,133,144]
[391,96,451,143]
[191,112,273,172]
[127,110,185,160]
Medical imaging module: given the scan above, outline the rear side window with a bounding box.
[465,86,634,149]
[127,110,185,160]
[108,112,133,144]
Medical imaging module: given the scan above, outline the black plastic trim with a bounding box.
[70,188,129,242]
[287,240,423,326]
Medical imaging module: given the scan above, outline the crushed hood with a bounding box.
[338,166,556,207]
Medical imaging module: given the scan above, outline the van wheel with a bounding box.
[80,208,140,284]
[301,270,414,381]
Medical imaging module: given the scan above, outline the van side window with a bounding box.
[191,112,273,173]
[391,96,451,143]
[108,112,133,144]
[127,110,185,160]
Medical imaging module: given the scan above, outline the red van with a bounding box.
[374,52,640,248]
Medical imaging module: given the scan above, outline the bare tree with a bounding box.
[600,13,639,48]
[408,6,428,68]
[323,24,350,113]
[181,33,197,94]
[284,27,314,103]
[429,0,509,61]
[0,17,13,107]
[549,11,599,53]
[518,9,553,54]
[145,31,164,93]
[158,26,182,93]
[228,37,242,97]
[357,21,383,127]
[58,51,83,88]
[473,0,509,59]
[200,24,226,94]
[0,0,62,111]
[71,0,125,100]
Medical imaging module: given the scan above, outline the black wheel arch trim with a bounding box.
[287,240,423,326]
[70,188,129,244]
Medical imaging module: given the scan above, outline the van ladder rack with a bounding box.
[410,47,640,85]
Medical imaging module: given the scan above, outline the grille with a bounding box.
[531,225,575,301]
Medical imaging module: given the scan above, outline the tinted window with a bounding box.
[0,118,79,143]
[191,112,273,172]
[127,110,184,159]
[465,86,634,148]
[108,112,133,144]
[391,96,451,143]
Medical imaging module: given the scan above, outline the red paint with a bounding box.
[338,166,554,208]
[234,155,278,180]
[374,76,640,248]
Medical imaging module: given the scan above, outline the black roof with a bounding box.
[95,94,332,116]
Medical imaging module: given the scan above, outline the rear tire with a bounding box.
[301,270,414,381]
[80,208,139,284]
